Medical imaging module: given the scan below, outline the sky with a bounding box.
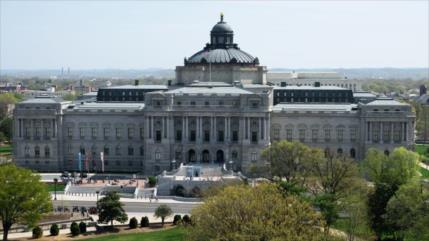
[0,1,428,69]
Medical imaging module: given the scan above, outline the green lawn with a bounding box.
[46,183,66,192]
[81,227,185,241]
[415,144,428,156]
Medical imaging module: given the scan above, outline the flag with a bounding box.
[100,152,104,173]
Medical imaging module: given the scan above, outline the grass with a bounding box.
[80,227,185,241]
[332,218,373,241]
[46,183,66,192]
[415,144,428,156]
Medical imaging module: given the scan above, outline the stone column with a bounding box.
[404,122,408,142]
[224,117,227,141]
[390,122,394,144]
[380,122,383,144]
[247,117,250,140]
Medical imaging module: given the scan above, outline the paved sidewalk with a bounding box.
[7,227,96,240]
[53,194,202,204]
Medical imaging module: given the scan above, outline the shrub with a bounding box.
[79,222,87,234]
[32,226,43,239]
[70,222,80,236]
[173,214,182,225]
[148,176,157,187]
[129,217,138,229]
[173,185,186,197]
[140,216,150,227]
[182,215,191,225]
[50,224,59,236]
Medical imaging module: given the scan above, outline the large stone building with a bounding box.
[12,15,415,174]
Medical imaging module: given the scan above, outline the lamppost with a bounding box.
[53,178,58,201]
[171,159,176,171]
[96,190,99,202]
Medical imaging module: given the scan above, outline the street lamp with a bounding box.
[171,159,176,171]
[96,190,100,202]
[53,178,58,201]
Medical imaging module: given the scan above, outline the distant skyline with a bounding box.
[1,1,428,70]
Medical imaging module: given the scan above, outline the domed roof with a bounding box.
[211,22,233,33]
[184,14,260,66]
[187,48,257,64]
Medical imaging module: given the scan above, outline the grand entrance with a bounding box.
[216,150,224,164]
[202,150,210,163]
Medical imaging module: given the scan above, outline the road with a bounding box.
[52,199,201,214]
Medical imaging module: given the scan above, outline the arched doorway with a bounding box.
[350,148,356,159]
[188,149,196,163]
[202,150,210,163]
[216,150,224,164]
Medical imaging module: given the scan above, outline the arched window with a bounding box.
[103,145,110,156]
[350,148,356,159]
[44,146,50,157]
[34,146,40,158]
[337,148,343,155]
[155,151,161,161]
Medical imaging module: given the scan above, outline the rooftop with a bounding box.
[102,85,168,90]
[273,103,358,113]
[166,86,253,95]
[69,102,145,111]
[21,97,66,104]
[366,97,408,106]
[274,85,347,90]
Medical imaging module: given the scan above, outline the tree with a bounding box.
[261,140,317,186]
[182,215,191,225]
[79,222,87,233]
[0,164,52,241]
[62,93,77,101]
[96,192,128,228]
[148,176,157,187]
[140,216,149,228]
[173,214,182,225]
[70,222,80,236]
[186,183,324,241]
[0,117,12,142]
[385,181,429,241]
[32,226,43,239]
[363,147,419,240]
[313,193,338,235]
[154,204,173,227]
[129,217,138,229]
[50,224,59,236]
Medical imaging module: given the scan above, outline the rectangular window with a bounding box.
[251,132,258,143]
[286,129,293,141]
[91,127,97,139]
[204,130,210,142]
[299,129,306,142]
[128,128,134,139]
[337,128,344,142]
[312,129,318,142]
[251,152,257,162]
[67,127,73,138]
[176,130,182,142]
[218,130,224,142]
[156,130,162,142]
[190,130,196,142]
[104,147,110,156]
[128,147,134,156]
[79,127,85,139]
[103,127,110,139]
[232,131,238,142]
[273,129,280,141]
[116,128,122,139]
[324,129,331,142]
[350,128,357,142]
[35,127,41,139]
[140,128,144,139]
[155,152,161,161]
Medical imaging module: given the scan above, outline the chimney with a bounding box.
[135,79,139,86]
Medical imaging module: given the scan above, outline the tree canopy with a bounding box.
[96,192,128,227]
[154,204,173,227]
[186,183,324,241]
[0,164,52,241]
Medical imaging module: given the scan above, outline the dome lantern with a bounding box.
[210,13,234,48]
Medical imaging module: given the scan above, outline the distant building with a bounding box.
[267,71,361,92]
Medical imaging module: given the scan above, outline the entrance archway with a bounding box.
[188,149,196,163]
[216,150,224,164]
[202,150,210,163]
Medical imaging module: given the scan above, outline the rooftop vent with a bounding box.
[314,82,321,87]
[134,79,139,86]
